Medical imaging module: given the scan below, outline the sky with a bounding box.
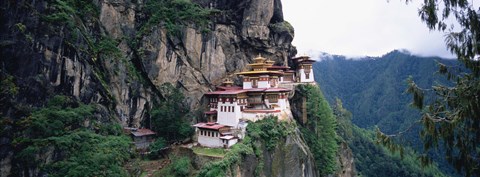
[281,0,475,59]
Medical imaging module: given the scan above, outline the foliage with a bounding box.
[198,116,292,176]
[43,0,98,26]
[268,21,294,35]
[151,83,193,142]
[314,51,462,176]
[92,36,123,59]
[148,138,167,159]
[154,156,192,177]
[314,51,457,133]
[141,0,217,36]
[380,0,480,175]
[296,84,338,176]
[332,98,353,140]
[0,73,18,111]
[334,98,447,177]
[41,0,122,61]
[197,138,254,177]
[12,95,131,177]
[246,115,293,151]
[44,131,131,177]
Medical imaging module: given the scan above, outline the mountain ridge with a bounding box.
[313,50,462,176]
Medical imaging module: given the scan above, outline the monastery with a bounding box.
[193,55,316,148]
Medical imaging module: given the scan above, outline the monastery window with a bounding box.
[208,131,211,137]
[268,95,279,103]
[306,73,310,79]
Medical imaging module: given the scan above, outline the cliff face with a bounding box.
[0,0,295,127]
[0,0,296,176]
[0,0,356,177]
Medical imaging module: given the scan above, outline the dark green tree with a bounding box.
[12,96,131,177]
[378,0,480,176]
[297,84,338,176]
[151,83,193,142]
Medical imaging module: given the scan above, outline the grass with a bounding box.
[192,146,227,157]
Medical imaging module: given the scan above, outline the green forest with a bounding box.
[314,50,462,176]
[333,98,446,177]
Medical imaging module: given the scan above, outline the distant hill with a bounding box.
[314,50,458,133]
[313,50,461,176]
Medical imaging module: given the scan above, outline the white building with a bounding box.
[193,55,315,148]
[291,56,316,83]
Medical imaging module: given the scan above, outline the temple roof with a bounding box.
[194,122,229,130]
[235,70,284,76]
[205,89,248,95]
[267,65,290,69]
[205,87,290,96]
[291,56,316,63]
[216,86,243,91]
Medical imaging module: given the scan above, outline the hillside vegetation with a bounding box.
[333,99,446,177]
[314,50,457,134]
[314,50,461,176]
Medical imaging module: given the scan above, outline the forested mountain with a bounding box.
[314,50,458,133]
[314,50,462,176]
[333,99,446,177]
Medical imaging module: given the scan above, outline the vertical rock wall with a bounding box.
[0,0,295,176]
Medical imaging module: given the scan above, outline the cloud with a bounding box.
[281,0,473,58]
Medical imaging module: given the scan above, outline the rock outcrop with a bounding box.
[0,0,355,177]
[0,0,295,176]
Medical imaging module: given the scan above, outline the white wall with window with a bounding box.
[197,129,222,147]
[217,97,242,126]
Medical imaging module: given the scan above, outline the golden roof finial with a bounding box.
[254,54,266,63]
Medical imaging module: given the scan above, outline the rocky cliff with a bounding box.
[0,0,296,176]
[0,0,356,176]
[1,0,295,127]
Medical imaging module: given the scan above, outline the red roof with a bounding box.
[131,128,156,137]
[205,89,248,95]
[193,122,229,130]
[216,86,243,91]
